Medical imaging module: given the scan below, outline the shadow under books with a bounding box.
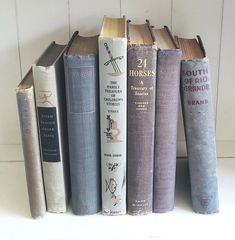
[175,158,192,211]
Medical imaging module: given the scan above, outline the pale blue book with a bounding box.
[177,36,219,214]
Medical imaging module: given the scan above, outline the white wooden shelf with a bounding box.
[0,145,235,240]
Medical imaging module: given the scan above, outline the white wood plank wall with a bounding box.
[0,0,234,156]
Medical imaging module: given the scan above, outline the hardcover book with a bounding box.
[63,32,101,215]
[176,36,219,214]
[127,20,157,215]
[99,16,127,215]
[151,26,182,213]
[33,42,69,213]
[16,69,46,219]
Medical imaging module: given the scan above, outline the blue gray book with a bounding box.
[177,36,219,214]
[63,32,101,215]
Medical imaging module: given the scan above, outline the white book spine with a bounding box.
[33,65,67,213]
[99,37,127,215]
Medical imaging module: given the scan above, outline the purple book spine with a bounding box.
[127,46,157,215]
[153,49,181,212]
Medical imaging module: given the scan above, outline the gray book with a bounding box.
[177,36,219,214]
[127,20,157,215]
[16,69,46,218]
[33,42,70,213]
[151,27,182,213]
[99,17,127,215]
[63,32,101,215]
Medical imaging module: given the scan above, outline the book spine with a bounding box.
[153,49,181,213]
[127,46,157,215]
[63,55,101,215]
[99,37,127,215]
[33,64,68,213]
[181,58,219,214]
[16,87,46,218]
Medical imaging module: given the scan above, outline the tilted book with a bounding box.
[63,32,101,215]
[99,16,127,215]
[151,27,182,213]
[33,42,70,213]
[127,20,157,215]
[16,69,46,219]
[176,36,219,214]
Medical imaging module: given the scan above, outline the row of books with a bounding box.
[16,16,219,219]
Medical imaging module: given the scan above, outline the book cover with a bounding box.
[177,36,219,214]
[127,20,157,215]
[16,69,46,218]
[33,42,69,213]
[151,26,182,213]
[99,16,127,215]
[63,32,101,215]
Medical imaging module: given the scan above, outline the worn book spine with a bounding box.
[99,37,127,215]
[181,58,219,214]
[153,49,181,213]
[63,55,101,215]
[16,82,46,219]
[33,57,69,213]
[127,46,157,215]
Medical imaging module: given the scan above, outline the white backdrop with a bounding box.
[1,0,234,156]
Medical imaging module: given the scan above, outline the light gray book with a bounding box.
[99,16,127,215]
[177,36,219,214]
[16,69,46,218]
[33,42,69,213]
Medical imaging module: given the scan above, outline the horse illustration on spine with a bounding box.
[104,43,124,76]
[104,115,122,143]
[105,178,121,206]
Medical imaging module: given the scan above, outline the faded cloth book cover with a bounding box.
[33,42,70,213]
[16,69,46,218]
[64,32,101,215]
[99,16,127,215]
[127,20,157,215]
[151,26,182,213]
[177,36,219,214]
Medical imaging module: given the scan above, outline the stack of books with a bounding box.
[16,16,219,219]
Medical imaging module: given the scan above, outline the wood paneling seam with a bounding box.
[215,0,225,132]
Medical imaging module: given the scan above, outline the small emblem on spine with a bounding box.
[39,91,54,106]
[197,195,212,209]
[106,162,120,172]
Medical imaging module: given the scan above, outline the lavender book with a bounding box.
[151,26,182,213]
